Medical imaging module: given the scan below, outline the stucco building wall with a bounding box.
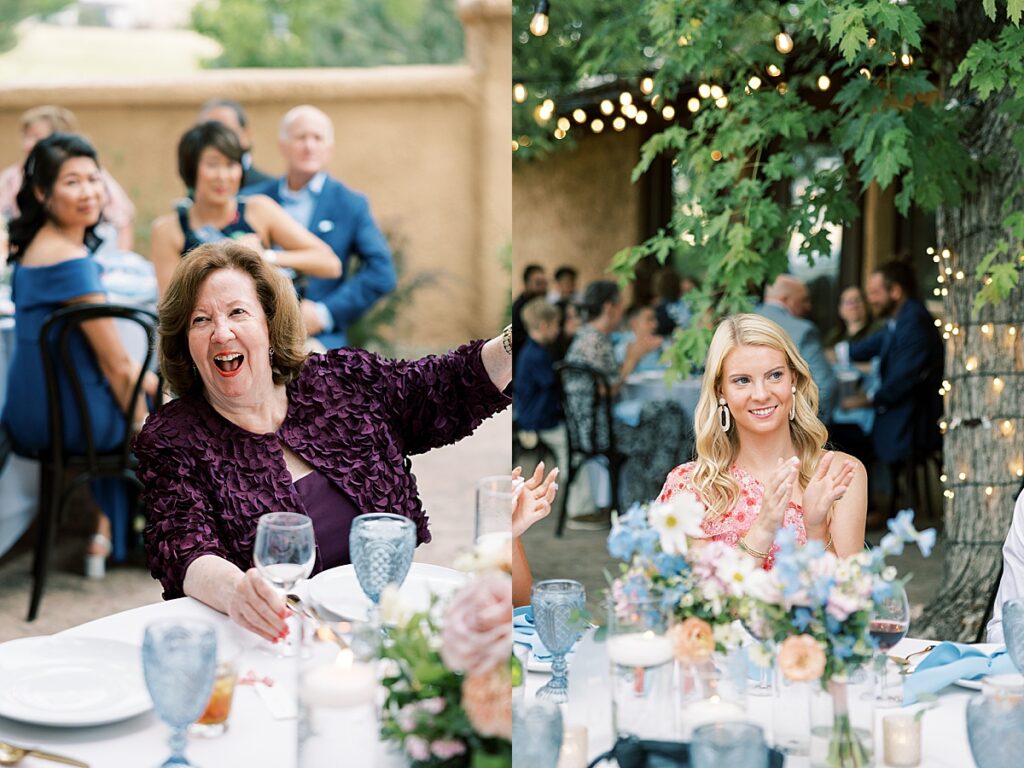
[0,1,510,349]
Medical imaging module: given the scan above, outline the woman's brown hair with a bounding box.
[158,242,307,396]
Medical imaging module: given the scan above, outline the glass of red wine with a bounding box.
[867,581,910,707]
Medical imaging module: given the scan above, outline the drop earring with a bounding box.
[790,385,797,421]
[718,396,731,432]
[269,347,275,361]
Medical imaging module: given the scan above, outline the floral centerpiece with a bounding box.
[750,510,936,768]
[377,539,513,768]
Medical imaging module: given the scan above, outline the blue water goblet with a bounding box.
[1003,598,1024,673]
[512,699,563,768]
[142,620,218,768]
[531,579,586,704]
[350,513,416,624]
[692,722,769,768]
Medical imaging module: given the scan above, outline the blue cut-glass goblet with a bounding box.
[1003,598,1024,673]
[142,620,218,767]
[350,513,416,623]
[531,579,586,704]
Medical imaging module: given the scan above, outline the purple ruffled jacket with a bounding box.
[135,340,510,599]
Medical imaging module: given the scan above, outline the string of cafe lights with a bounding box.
[927,243,1024,501]
[515,12,914,152]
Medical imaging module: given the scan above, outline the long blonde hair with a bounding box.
[692,314,829,520]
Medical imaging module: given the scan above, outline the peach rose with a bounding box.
[441,571,512,676]
[777,634,826,682]
[461,662,512,739]
[669,617,715,663]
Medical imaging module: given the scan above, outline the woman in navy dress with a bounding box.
[3,133,158,577]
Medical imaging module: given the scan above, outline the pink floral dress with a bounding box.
[657,461,808,570]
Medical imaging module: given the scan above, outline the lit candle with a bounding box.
[681,694,745,736]
[883,713,921,767]
[300,649,377,709]
[607,632,674,668]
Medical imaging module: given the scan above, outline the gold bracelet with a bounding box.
[502,324,513,356]
[738,537,771,560]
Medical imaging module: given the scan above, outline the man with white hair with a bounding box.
[755,273,838,419]
[246,105,396,349]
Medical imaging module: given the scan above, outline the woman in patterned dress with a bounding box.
[658,313,867,568]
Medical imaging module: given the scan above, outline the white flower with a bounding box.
[882,566,898,582]
[744,569,782,603]
[715,547,758,598]
[648,497,696,555]
[379,584,413,626]
[670,492,707,536]
[748,640,774,668]
[713,621,741,648]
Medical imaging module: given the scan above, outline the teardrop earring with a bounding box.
[718,396,731,432]
[790,385,797,421]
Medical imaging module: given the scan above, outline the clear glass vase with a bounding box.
[677,649,747,740]
[810,672,875,768]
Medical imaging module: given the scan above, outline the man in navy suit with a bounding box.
[246,105,396,349]
[847,260,943,469]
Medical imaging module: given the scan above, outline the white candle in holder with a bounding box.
[681,694,746,734]
[607,631,674,668]
[883,713,922,767]
[300,648,377,709]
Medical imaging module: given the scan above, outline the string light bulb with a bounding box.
[590,118,604,133]
[572,109,586,124]
[612,116,626,132]
[817,75,831,91]
[993,377,1005,393]
[775,31,794,54]
[709,84,724,100]
[556,117,570,131]
[748,76,763,90]
[965,356,979,371]
[619,92,633,106]
[600,100,614,115]
[767,64,782,77]
[513,83,527,103]
[529,0,550,36]
[687,97,701,113]
[640,77,654,94]
[663,105,676,120]
[716,95,729,109]
[698,83,712,98]
[1001,420,1015,437]
[636,110,648,125]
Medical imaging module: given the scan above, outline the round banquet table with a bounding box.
[0,567,429,768]
[525,633,978,767]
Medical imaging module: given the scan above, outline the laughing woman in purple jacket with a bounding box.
[134,241,511,641]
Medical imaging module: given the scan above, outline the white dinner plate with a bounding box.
[308,562,466,622]
[954,672,1024,691]
[0,636,152,726]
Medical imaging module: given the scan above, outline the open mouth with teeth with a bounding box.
[749,405,777,418]
[213,352,245,376]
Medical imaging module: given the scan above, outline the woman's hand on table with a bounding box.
[512,461,558,538]
[226,567,289,643]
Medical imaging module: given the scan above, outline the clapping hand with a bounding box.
[755,457,800,533]
[802,451,856,532]
[512,461,559,538]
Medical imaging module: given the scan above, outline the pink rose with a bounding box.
[420,696,446,715]
[441,571,512,676]
[462,663,512,739]
[431,739,467,759]
[406,735,431,762]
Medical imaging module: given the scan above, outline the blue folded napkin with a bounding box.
[903,642,1016,704]
[514,605,553,662]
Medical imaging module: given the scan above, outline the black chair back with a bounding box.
[40,302,157,474]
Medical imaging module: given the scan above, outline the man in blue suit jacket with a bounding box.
[246,105,396,349]
[847,261,943,467]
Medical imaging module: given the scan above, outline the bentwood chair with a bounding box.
[27,303,157,621]
[553,361,625,537]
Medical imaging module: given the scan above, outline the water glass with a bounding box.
[1003,598,1024,672]
[967,675,1024,768]
[475,475,514,542]
[190,658,238,738]
[254,512,316,656]
[350,513,416,620]
[606,597,675,740]
[512,700,563,768]
[691,722,769,768]
[142,620,218,768]
[531,579,586,704]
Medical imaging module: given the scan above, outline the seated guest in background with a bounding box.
[514,297,568,474]
[4,134,158,577]
[548,265,579,360]
[826,285,883,347]
[654,267,693,337]
[244,105,396,350]
[512,462,559,607]
[755,274,838,420]
[658,314,866,567]
[511,263,547,359]
[198,98,273,188]
[986,485,1024,642]
[842,261,943,520]
[135,242,511,641]
[150,121,339,300]
[0,105,135,250]
[614,304,667,373]
[564,281,688,524]
[547,265,578,304]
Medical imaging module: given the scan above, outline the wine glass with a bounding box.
[475,475,514,543]
[142,620,217,768]
[868,581,910,706]
[253,512,316,656]
[532,579,586,704]
[349,513,416,624]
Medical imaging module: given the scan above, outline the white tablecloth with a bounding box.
[0,568,427,768]
[526,634,977,767]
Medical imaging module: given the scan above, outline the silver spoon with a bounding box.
[286,593,349,650]
[0,742,89,767]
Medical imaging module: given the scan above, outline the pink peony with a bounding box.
[777,634,826,682]
[462,662,512,739]
[406,735,431,762]
[441,571,512,676]
[431,739,467,759]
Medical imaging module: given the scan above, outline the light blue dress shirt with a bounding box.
[276,172,334,332]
